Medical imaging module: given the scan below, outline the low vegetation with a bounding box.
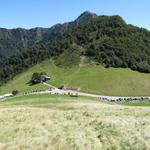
[118,101,150,107]
[12,90,19,96]
[0,94,149,150]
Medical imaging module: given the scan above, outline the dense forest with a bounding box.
[0,11,150,85]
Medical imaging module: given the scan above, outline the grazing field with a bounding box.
[118,101,150,107]
[0,94,150,150]
[1,59,150,96]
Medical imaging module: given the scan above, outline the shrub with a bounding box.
[58,85,64,89]
[12,90,19,96]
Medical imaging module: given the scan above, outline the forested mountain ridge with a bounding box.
[0,11,97,58]
[0,27,49,57]
[0,11,150,85]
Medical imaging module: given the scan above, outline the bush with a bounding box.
[12,90,19,95]
[58,85,64,89]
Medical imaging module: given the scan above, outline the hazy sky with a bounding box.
[0,0,150,30]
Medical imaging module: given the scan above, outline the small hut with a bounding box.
[63,86,80,92]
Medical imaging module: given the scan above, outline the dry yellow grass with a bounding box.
[0,98,150,150]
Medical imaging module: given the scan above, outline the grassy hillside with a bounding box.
[1,59,150,96]
[0,94,150,150]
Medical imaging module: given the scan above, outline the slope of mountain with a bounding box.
[1,59,150,96]
[0,11,150,86]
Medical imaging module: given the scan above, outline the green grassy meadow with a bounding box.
[118,101,150,107]
[1,59,150,96]
[0,94,86,108]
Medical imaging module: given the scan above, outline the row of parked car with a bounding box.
[99,96,150,102]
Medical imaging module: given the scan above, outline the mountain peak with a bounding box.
[80,11,97,16]
[75,11,97,24]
